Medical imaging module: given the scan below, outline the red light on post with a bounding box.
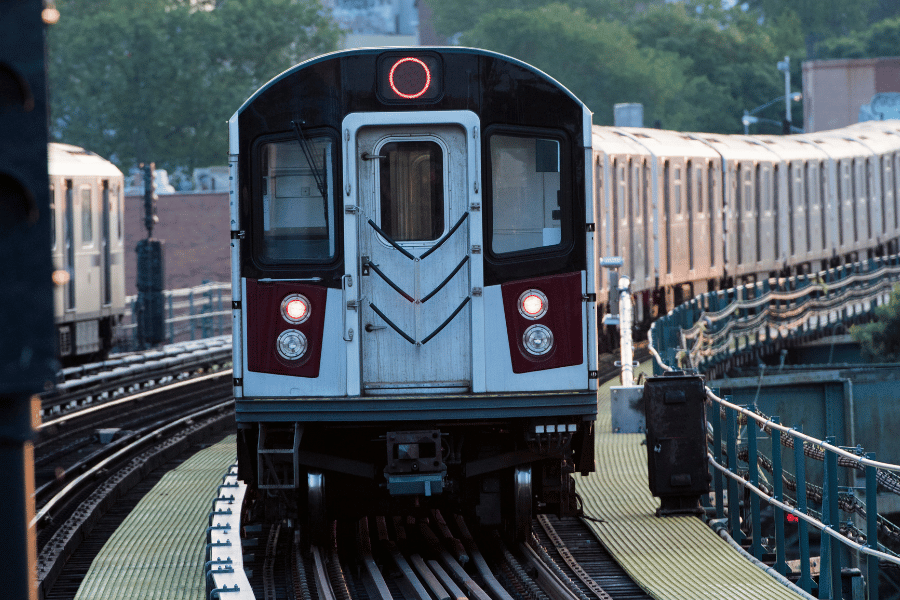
[388,57,431,100]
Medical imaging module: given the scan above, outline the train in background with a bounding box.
[592,120,900,338]
[230,47,597,540]
[49,143,126,365]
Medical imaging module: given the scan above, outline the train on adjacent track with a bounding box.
[48,143,127,365]
[592,119,900,337]
[230,46,900,538]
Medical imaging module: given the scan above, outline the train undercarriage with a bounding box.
[237,417,594,543]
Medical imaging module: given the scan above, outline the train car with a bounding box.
[230,48,597,540]
[48,143,126,365]
[592,120,900,333]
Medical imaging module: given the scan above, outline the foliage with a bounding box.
[817,16,900,59]
[47,0,341,174]
[629,2,804,133]
[460,4,699,129]
[851,285,900,363]
[428,0,666,38]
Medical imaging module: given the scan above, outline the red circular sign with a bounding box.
[388,57,431,99]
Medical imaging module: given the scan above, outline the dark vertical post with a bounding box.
[748,409,764,558]
[0,3,56,598]
[794,427,814,593]
[725,400,742,542]
[771,417,788,574]
[712,392,724,519]
[865,454,879,600]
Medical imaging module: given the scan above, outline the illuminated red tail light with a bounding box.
[281,294,310,324]
[519,289,548,320]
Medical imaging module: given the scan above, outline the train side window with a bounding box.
[81,186,93,246]
[866,158,873,239]
[674,166,681,214]
[707,163,715,267]
[258,136,336,262]
[804,162,812,252]
[773,164,780,257]
[489,134,566,255]
[50,184,56,250]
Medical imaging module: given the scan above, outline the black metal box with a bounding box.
[643,371,709,516]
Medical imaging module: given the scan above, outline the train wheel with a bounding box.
[513,464,533,543]
[308,470,327,546]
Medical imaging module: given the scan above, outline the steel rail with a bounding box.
[32,398,233,528]
[40,368,232,430]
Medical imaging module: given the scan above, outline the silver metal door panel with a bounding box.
[353,119,473,392]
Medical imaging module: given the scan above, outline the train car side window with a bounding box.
[258,136,335,263]
[489,134,566,255]
[81,186,93,246]
[379,140,444,241]
[118,185,124,243]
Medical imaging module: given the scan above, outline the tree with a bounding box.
[851,285,900,363]
[628,2,805,134]
[458,4,698,129]
[427,0,666,38]
[743,0,876,58]
[47,0,340,177]
[817,16,900,59]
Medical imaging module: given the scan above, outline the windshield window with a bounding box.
[489,134,564,254]
[259,137,335,262]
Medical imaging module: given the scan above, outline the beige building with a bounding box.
[802,56,900,132]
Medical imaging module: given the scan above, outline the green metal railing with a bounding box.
[651,255,900,377]
[120,281,231,349]
[648,255,900,599]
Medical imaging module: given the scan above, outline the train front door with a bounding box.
[354,121,473,393]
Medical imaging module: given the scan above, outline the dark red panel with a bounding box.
[246,280,327,377]
[501,272,583,374]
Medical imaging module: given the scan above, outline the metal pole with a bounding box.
[794,427,814,593]
[777,56,792,134]
[618,276,634,386]
[772,417,788,575]
[866,453,879,600]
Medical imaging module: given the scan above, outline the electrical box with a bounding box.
[643,371,709,516]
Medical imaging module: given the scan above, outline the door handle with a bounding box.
[342,274,355,342]
[364,323,386,332]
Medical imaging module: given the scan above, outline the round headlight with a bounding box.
[276,329,308,360]
[281,294,311,324]
[518,289,548,320]
[522,324,553,356]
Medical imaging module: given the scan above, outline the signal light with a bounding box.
[522,324,554,356]
[518,289,548,320]
[281,294,310,324]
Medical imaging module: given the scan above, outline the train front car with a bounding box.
[231,48,597,541]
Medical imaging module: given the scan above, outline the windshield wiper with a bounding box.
[290,120,329,227]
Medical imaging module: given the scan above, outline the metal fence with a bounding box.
[118,281,231,350]
[651,255,900,378]
[648,254,900,599]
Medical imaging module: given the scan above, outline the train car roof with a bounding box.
[48,143,123,178]
[601,127,721,159]
[234,46,588,117]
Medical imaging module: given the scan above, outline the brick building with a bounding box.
[124,192,230,296]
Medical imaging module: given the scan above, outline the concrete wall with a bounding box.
[124,192,230,296]
[803,56,900,132]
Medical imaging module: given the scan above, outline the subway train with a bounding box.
[230,48,598,539]
[49,143,126,365]
[592,119,900,335]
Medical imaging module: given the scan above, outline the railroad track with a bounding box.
[230,509,650,600]
[35,353,234,599]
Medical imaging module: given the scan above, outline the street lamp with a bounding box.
[777,56,793,134]
[742,92,803,135]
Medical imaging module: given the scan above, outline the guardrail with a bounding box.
[118,281,231,350]
[650,255,900,378]
[647,255,900,599]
